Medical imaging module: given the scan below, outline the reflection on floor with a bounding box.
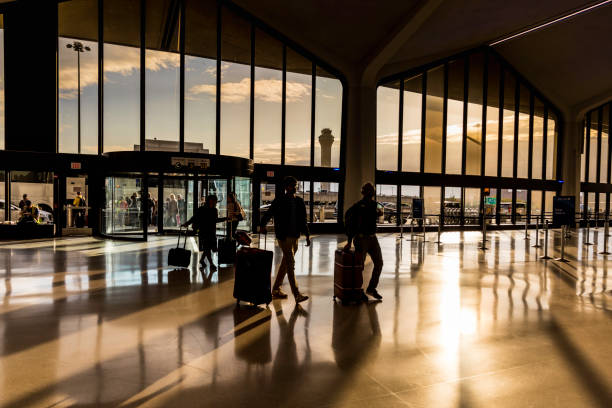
[0,230,611,407]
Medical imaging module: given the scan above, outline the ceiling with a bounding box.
[232,0,612,116]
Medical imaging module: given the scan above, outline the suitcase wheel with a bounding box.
[333,296,336,301]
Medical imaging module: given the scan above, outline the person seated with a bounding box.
[18,201,39,225]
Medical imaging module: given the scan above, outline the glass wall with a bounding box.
[376,49,561,227]
[376,82,399,171]
[465,53,483,176]
[403,76,422,173]
[484,56,500,177]
[464,188,480,225]
[253,29,282,164]
[443,187,461,225]
[0,171,5,222]
[423,186,441,225]
[103,0,140,153]
[401,185,420,225]
[235,177,252,230]
[531,190,542,221]
[314,67,342,168]
[58,0,98,154]
[313,182,338,223]
[0,15,4,150]
[55,1,342,170]
[376,184,397,225]
[285,48,312,166]
[103,176,143,235]
[185,0,217,154]
[446,59,464,175]
[581,102,611,218]
[424,67,444,173]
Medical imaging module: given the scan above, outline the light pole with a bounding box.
[66,41,91,154]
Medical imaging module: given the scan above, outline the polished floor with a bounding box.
[0,229,611,408]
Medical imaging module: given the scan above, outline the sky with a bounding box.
[58,37,342,166]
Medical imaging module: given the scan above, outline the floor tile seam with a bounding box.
[392,357,557,395]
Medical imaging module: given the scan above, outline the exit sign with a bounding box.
[70,162,81,170]
[266,171,274,178]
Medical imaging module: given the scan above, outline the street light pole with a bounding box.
[66,41,91,154]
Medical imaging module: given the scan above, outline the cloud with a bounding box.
[188,78,311,104]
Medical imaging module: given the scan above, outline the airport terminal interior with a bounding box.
[0,0,611,406]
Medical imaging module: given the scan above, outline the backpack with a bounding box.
[344,202,362,237]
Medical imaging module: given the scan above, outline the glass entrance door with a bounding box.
[103,176,145,239]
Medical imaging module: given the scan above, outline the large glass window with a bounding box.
[484,56,500,177]
[423,186,441,224]
[500,189,513,224]
[185,0,217,154]
[581,125,587,183]
[0,15,4,150]
[516,189,527,223]
[446,59,464,175]
[253,29,282,164]
[285,48,312,166]
[546,111,557,180]
[516,85,529,179]
[235,176,252,230]
[466,53,484,176]
[444,187,461,225]
[502,71,515,177]
[376,83,399,171]
[220,6,250,158]
[313,182,338,223]
[314,67,342,168]
[402,76,422,172]
[58,0,99,154]
[376,184,397,225]
[531,190,542,221]
[103,176,143,235]
[0,171,5,221]
[532,98,544,179]
[103,0,140,153]
[424,67,444,173]
[401,185,419,225]
[11,172,55,225]
[464,188,480,225]
[144,0,180,152]
[588,110,598,183]
[602,105,610,184]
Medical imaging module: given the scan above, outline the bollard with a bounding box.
[533,217,541,248]
[540,220,552,260]
[600,213,610,255]
[524,219,529,240]
[480,216,487,250]
[555,225,570,262]
[584,216,593,245]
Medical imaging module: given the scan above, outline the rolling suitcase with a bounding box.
[168,227,191,268]
[218,237,237,265]
[333,249,365,304]
[233,234,273,306]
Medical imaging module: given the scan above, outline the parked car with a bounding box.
[0,199,21,222]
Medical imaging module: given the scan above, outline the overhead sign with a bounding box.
[70,162,81,170]
[552,196,575,227]
[412,198,424,219]
[171,157,210,170]
[484,197,496,206]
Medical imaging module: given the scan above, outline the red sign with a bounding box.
[71,162,82,170]
[266,171,274,178]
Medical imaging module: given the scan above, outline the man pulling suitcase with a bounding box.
[259,176,310,303]
[343,182,384,300]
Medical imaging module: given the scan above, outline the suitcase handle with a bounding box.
[177,226,188,249]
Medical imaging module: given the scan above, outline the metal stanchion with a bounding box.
[584,215,593,245]
[524,219,529,240]
[540,220,552,260]
[555,225,570,262]
[600,212,610,255]
[400,214,404,239]
[532,217,541,248]
[435,214,442,244]
[594,213,599,230]
[480,216,487,250]
[407,219,416,241]
[422,216,428,242]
